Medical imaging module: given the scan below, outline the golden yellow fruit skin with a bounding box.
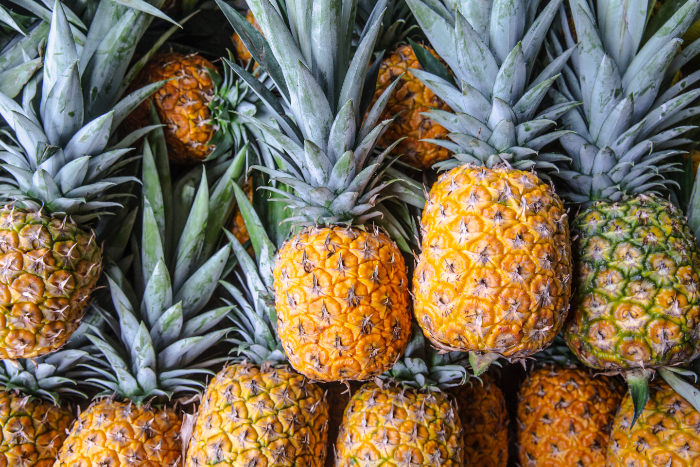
[607,380,700,467]
[0,208,101,359]
[228,178,253,248]
[185,363,329,467]
[0,391,73,467]
[54,400,182,467]
[372,44,451,169]
[273,227,411,382]
[414,166,572,357]
[125,53,216,165]
[517,367,623,467]
[231,11,262,65]
[451,374,508,467]
[334,382,463,467]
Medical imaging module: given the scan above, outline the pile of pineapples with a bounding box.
[3,0,700,465]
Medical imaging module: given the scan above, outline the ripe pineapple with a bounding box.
[452,373,508,467]
[518,366,624,467]
[372,43,452,169]
[228,177,253,246]
[334,326,467,466]
[54,129,243,466]
[406,0,575,372]
[550,0,700,421]
[222,0,424,382]
[607,379,700,466]
[185,185,329,466]
[231,10,262,65]
[0,349,92,467]
[0,0,168,359]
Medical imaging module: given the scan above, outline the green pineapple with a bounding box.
[549,0,700,424]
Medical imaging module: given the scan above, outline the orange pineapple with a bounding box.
[231,10,262,65]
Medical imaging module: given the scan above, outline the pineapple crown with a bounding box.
[0,0,175,223]
[380,323,470,391]
[220,183,288,367]
[83,124,247,405]
[405,0,577,176]
[549,0,700,207]
[218,0,424,242]
[357,0,421,53]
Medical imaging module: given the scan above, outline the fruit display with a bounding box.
[5,0,700,465]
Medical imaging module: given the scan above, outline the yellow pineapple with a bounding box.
[406,0,574,372]
[607,379,700,466]
[517,366,624,467]
[452,373,508,467]
[126,53,217,164]
[371,43,452,169]
[232,0,421,382]
[414,167,572,361]
[185,179,329,467]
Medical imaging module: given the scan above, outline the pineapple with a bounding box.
[452,373,509,467]
[220,0,425,382]
[334,325,466,466]
[125,52,258,164]
[0,0,170,359]
[517,366,624,467]
[185,183,329,467]
[549,0,700,422]
[372,44,452,169]
[607,378,700,466]
[227,177,253,246]
[0,348,92,467]
[406,0,575,372]
[231,10,262,66]
[54,127,244,466]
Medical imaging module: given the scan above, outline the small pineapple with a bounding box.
[54,129,243,467]
[185,184,329,466]
[231,10,262,65]
[334,327,467,467]
[406,0,574,372]
[517,366,624,467]
[550,0,700,421]
[222,0,424,382]
[452,373,509,467]
[607,379,700,466]
[372,43,452,169]
[0,0,167,358]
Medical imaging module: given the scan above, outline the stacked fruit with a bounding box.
[3,0,700,466]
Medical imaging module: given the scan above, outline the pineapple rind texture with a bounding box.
[607,380,700,467]
[0,391,72,467]
[334,382,463,467]
[0,209,101,359]
[414,166,572,356]
[564,194,700,370]
[54,400,182,467]
[517,367,623,467]
[126,53,217,164]
[274,227,411,382]
[372,44,451,169]
[185,363,329,467]
[451,374,508,467]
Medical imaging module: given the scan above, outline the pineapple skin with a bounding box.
[564,194,700,371]
[414,166,572,357]
[185,363,329,467]
[125,53,216,165]
[371,44,451,169]
[451,373,508,467]
[273,227,411,382]
[0,208,101,359]
[517,367,623,467]
[334,381,463,467]
[228,178,253,247]
[231,10,262,66]
[54,400,181,467]
[0,391,72,467]
[607,379,700,466]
